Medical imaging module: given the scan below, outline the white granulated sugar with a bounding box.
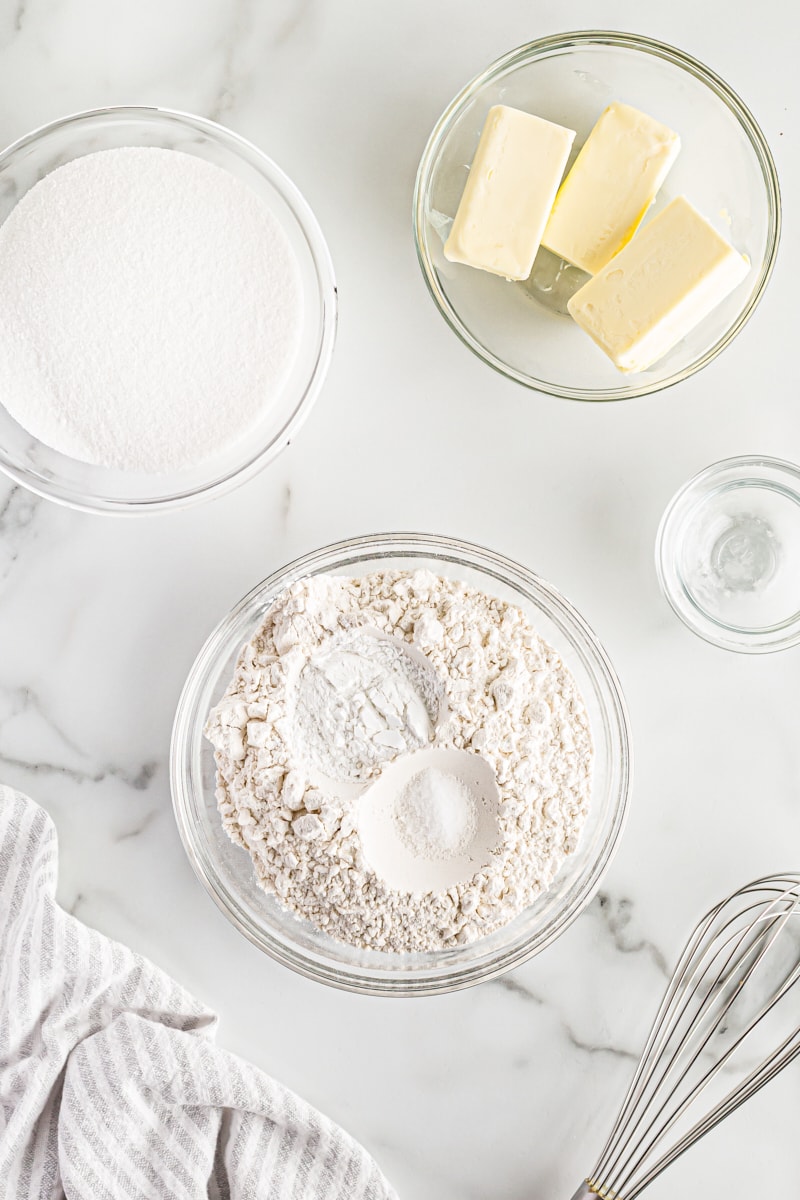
[0,146,302,472]
[206,570,594,952]
[394,768,477,859]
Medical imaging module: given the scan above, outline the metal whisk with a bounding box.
[570,873,800,1199]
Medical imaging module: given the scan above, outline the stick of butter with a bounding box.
[567,196,749,374]
[542,102,680,275]
[444,105,575,281]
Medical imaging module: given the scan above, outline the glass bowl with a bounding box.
[170,533,632,996]
[656,456,800,653]
[414,31,780,401]
[0,106,337,513]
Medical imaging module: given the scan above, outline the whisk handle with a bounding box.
[569,1185,596,1199]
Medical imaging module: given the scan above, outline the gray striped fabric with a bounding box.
[0,788,398,1200]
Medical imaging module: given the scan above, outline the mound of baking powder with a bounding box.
[206,570,593,952]
[0,147,302,472]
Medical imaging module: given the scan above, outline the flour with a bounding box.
[0,147,302,472]
[206,570,594,952]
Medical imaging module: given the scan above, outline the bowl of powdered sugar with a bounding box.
[171,533,632,995]
[0,106,336,512]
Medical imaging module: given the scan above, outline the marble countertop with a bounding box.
[1,2,798,1197]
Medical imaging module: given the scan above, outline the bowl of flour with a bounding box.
[172,534,632,995]
[0,106,336,512]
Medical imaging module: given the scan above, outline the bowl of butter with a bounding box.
[414,31,780,401]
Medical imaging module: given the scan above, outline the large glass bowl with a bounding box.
[171,534,632,996]
[0,106,337,513]
[414,31,780,401]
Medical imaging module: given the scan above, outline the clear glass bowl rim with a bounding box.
[170,532,633,996]
[0,104,338,514]
[413,29,782,403]
[655,454,800,653]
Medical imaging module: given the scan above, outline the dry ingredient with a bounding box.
[394,768,477,859]
[0,146,301,472]
[291,628,442,783]
[206,570,593,952]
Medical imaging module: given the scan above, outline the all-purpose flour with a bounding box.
[206,570,593,952]
[0,147,302,472]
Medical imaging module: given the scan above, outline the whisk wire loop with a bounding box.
[581,874,800,1200]
[609,894,799,1196]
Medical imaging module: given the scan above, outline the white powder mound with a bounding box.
[355,746,502,895]
[0,146,302,472]
[205,570,594,953]
[292,630,442,784]
[393,768,477,859]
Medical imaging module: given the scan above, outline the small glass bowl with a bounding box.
[170,533,632,996]
[656,457,800,653]
[0,106,337,513]
[414,31,780,401]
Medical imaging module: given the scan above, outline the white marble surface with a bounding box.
[0,2,799,1197]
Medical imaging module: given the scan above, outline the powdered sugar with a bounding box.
[0,147,302,472]
[206,570,593,952]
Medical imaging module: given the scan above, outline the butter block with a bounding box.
[444,105,575,281]
[543,102,680,275]
[567,196,749,374]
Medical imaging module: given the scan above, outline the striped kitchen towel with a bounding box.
[0,787,398,1200]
